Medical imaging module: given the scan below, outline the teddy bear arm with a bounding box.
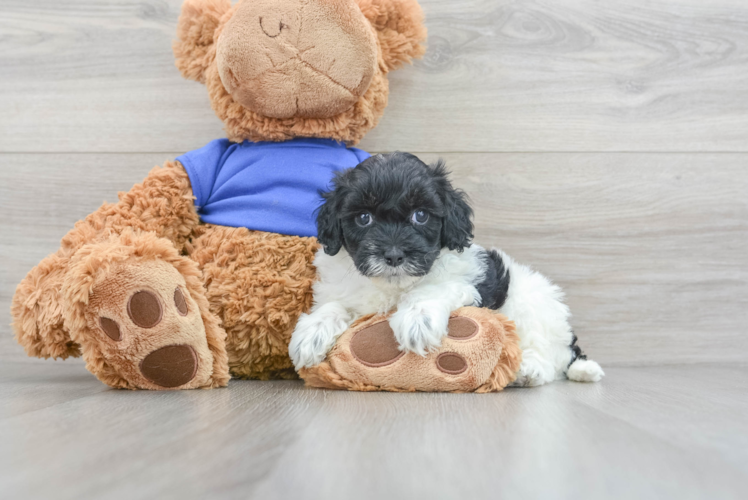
[25,160,201,258]
[72,160,201,251]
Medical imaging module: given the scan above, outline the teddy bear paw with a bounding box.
[301,308,517,392]
[85,258,216,389]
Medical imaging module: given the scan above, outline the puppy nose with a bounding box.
[384,248,405,267]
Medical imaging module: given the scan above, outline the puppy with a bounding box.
[289,152,604,386]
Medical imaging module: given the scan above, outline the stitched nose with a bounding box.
[384,248,405,267]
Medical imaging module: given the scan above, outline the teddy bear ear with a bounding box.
[356,0,428,72]
[173,0,232,83]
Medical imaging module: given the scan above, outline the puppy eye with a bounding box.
[411,210,429,225]
[355,212,373,227]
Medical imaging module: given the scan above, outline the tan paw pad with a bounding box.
[436,352,468,374]
[140,344,198,388]
[127,290,163,328]
[350,321,404,367]
[174,287,188,316]
[99,317,122,341]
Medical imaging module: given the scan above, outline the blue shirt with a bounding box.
[177,138,369,237]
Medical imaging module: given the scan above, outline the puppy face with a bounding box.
[317,152,474,280]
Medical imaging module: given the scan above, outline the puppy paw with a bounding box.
[567,358,605,383]
[289,305,351,370]
[511,349,556,387]
[389,304,450,356]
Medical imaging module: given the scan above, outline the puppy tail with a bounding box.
[475,248,511,310]
[566,333,605,383]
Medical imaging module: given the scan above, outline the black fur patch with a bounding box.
[475,249,510,310]
[568,332,588,367]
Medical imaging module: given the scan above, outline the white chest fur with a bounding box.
[310,244,489,317]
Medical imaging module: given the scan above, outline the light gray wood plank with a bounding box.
[0,359,107,419]
[3,0,748,153]
[557,363,748,467]
[252,366,748,500]
[1,152,746,365]
[0,0,223,153]
[0,362,746,500]
[416,152,748,365]
[368,0,748,153]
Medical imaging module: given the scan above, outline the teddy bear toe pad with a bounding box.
[446,317,479,339]
[127,290,164,328]
[99,317,122,341]
[139,344,199,388]
[349,322,404,367]
[436,352,468,375]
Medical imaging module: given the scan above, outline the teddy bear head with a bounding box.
[174,0,426,145]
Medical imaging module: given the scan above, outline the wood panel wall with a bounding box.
[2,0,746,364]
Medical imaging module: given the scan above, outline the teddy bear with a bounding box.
[11,0,521,392]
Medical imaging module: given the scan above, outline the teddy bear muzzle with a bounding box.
[215,0,378,119]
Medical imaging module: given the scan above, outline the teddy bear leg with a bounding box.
[187,225,318,380]
[62,230,229,390]
[299,307,522,393]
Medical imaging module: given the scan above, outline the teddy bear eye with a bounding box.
[411,210,429,225]
[356,213,373,227]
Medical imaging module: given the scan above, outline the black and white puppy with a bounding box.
[289,153,604,386]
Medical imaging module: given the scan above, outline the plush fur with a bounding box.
[290,153,604,386]
[187,224,318,380]
[11,0,427,390]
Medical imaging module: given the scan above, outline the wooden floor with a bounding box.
[1,0,747,498]
[1,361,746,500]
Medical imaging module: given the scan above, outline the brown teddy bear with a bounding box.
[11,0,521,392]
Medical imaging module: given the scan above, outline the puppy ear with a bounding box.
[173,0,232,83]
[316,191,345,256]
[432,160,474,252]
[356,0,428,72]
